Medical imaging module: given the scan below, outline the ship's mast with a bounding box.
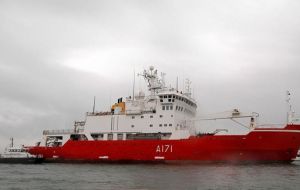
[139,66,164,96]
[286,90,294,124]
[10,137,13,148]
[176,76,179,91]
[92,96,96,114]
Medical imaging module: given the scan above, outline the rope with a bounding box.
[230,118,250,129]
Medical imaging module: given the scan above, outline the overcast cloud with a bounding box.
[0,0,300,150]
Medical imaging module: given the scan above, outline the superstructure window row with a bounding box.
[159,124,172,127]
[159,95,196,107]
[162,105,173,111]
[91,132,172,141]
[130,123,173,128]
[132,115,154,119]
[176,105,184,112]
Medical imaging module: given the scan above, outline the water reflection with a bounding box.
[0,162,300,190]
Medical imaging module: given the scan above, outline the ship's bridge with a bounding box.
[157,90,197,117]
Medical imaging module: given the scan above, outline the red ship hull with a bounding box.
[28,125,300,163]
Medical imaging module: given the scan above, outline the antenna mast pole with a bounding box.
[176,77,178,91]
[286,90,292,124]
[92,96,96,114]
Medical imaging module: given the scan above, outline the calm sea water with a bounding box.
[1,162,300,190]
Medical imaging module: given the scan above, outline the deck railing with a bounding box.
[43,129,83,135]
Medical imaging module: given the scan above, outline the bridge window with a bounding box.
[107,133,113,140]
[91,133,104,140]
[70,134,86,141]
[117,134,123,140]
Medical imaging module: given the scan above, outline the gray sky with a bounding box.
[1,0,300,149]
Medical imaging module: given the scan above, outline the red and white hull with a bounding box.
[28,125,300,163]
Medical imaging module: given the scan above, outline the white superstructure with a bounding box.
[41,66,198,147]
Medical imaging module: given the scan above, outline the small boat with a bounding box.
[293,150,300,161]
[0,138,41,164]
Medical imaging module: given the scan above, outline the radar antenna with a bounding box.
[138,66,163,95]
